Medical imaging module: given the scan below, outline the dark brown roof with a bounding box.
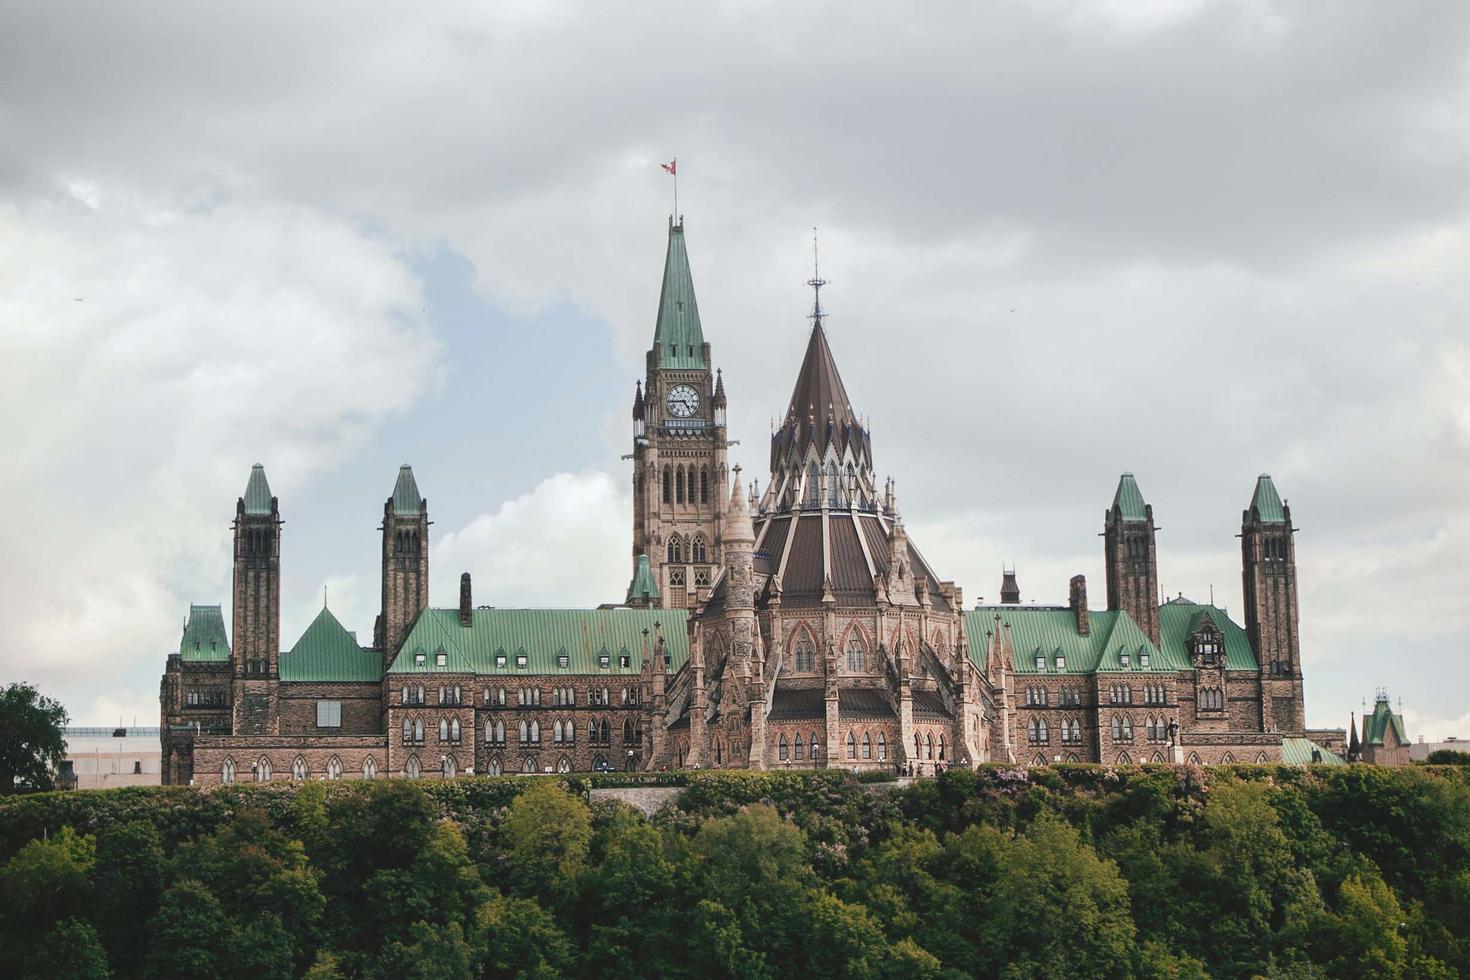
[768,686,826,721]
[912,689,953,718]
[770,323,873,472]
[839,688,896,719]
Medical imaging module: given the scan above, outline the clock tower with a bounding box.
[630,218,728,610]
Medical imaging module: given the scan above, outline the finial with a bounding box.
[807,227,827,328]
[323,585,328,610]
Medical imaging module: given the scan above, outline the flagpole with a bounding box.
[674,158,679,222]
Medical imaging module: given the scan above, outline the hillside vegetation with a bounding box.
[1,765,1467,978]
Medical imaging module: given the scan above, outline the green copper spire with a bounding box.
[652,219,706,369]
[243,463,273,515]
[1109,472,1148,523]
[625,554,661,605]
[1248,473,1286,523]
[391,464,424,515]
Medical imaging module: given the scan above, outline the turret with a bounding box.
[1104,472,1160,647]
[1241,474,1304,734]
[231,464,281,735]
[379,464,429,669]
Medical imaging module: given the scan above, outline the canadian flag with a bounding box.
[660,158,677,176]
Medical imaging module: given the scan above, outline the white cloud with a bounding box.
[434,470,632,608]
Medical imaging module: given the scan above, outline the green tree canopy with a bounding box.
[0,683,68,795]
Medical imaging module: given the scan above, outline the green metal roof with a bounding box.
[179,604,230,662]
[280,607,380,682]
[387,608,689,676]
[1159,599,1259,671]
[1362,697,1407,746]
[652,220,706,369]
[1248,474,1286,524]
[625,554,660,604]
[391,465,424,515]
[965,607,1182,675]
[1281,737,1346,766]
[1109,472,1148,522]
[243,464,273,515]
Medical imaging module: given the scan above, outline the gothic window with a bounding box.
[914,733,922,757]
[938,735,947,760]
[676,466,686,504]
[862,731,872,759]
[811,733,820,761]
[553,720,563,743]
[1116,751,1132,765]
[694,569,710,588]
[691,534,707,563]
[1194,630,1222,666]
[779,735,789,761]
[877,733,887,761]
[700,465,709,504]
[827,461,839,507]
[600,718,610,744]
[327,756,342,780]
[1028,718,1048,745]
[363,757,377,780]
[442,755,457,778]
[662,467,671,504]
[450,718,461,743]
[1187,752,1201,766]
[846,731,857,759]
[439,718,449,742]
[793,635,815,672]
[668,535,683,564]
[221,758,236,784]
[402,717,412,744]
[523,757,537,773]
[846,637,865,672]
[531,720,541,744]
[413,717,424,743]
[488,757,502,776]
[1032,754,1047,767]
[623,717,635,744]
[255,757,271,781]
[557,756,571,773]
[1221,752,1235,764]
[925,733,934,759]
[794,733,805,760]
[519,720,529,744]
[292,756,308,781]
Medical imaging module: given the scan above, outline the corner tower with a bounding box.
[1104,472,1160,647]
[378,464,428,668]
[231,463,281,735]
[631,218,728,610]
[1242,474,1304,734]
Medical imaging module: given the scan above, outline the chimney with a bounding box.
[459,572,473,627]
[1000,566,1020,605]
[1069,574,1089,636]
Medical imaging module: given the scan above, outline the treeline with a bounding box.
[1,765,1467,978]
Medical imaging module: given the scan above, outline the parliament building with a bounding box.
[161,219,1342,785]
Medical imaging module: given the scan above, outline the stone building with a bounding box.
[161,217,1336,784]
[1347,692,1412,766]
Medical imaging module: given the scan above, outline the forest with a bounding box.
[0,764,1466,979]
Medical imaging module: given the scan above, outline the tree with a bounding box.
[22,918,110,980]
[1425,749,1470,765]
[92,820,167,974]
[0,824,95,963]
[145,879,233,979]
[0,683,68,794]
[500,781,592,905]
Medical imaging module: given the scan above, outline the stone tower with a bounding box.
[231,463,280,736]
[378,464,428,669]
[630,218,728,610]
[1242,474,1304,734]
[1104,472,1160,647]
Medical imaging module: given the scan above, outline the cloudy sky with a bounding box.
[2,1,1467,739]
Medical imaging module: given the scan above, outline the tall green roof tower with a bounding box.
[1103,472,1160,647]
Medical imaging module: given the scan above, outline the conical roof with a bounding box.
[392,464,424,515]
[1248,474,1286,523]
[1109,472,1149,523]
[786,321,857,430]
[652,219,705,369]
[243,463,273,515]
[625,554,661,605]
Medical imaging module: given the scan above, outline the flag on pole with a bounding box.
[661,158,677,175]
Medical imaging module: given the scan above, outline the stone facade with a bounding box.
[162,218,1332,785]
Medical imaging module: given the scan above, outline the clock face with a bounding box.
[666,384,699,418]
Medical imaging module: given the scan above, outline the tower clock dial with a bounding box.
[666,384,700,418]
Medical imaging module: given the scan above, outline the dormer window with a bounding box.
[557,654,569,669]
[495,653,507,669]
[599,654,611,669]
[1035,654,1045,671]
[1120,652,1130,668]
[435,652,447,667]
[515,654,528,669]
[1055,655,1066,672]
[1140,653,1150,668]
[414,652,426,667]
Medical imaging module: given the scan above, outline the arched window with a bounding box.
[326,756,342,780]
[519,719,529,744]
[1116,750,1132,765]
[846,637,865,672]
[778,734,789,761]
[877,733,887,761]
[807,462,821,507]
[488,757,502,776]
[1256,751,1269,763]
[522,757,537,773]
[563,718,574,744]
[862,731,872,759]
[1028,718,1048,745]
[925,733,935,759]
[691,534,707,563]
[676,466,686,504]
[827,461,839,507]
[623,717,635,743]
[363,757,377,780]
[255,757,271,782]
[557,756,571,773]
[846,730,857,759]
[530,720,540,743]
[662,467,671,504]
[1187,752,1201,766]
[914,733,922,757]
[1111,716,1122,739]
[1033,754,1047,767]
[668,535,683,564]
[450,718,461,743]
[938,734,947,760]
[553,720,563,743]
[600,718,610,744]
[793,635,815,672]
[1121,716,1133,740]
[292,756,308,781]
[413,717,424,743]
[1221,752,1235,764]
[439,718,449,742]
[221,758,236,784]
[811,732,820,761]
[442,755,457,778]
[794,732,805,760]
[700,465,709,504]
